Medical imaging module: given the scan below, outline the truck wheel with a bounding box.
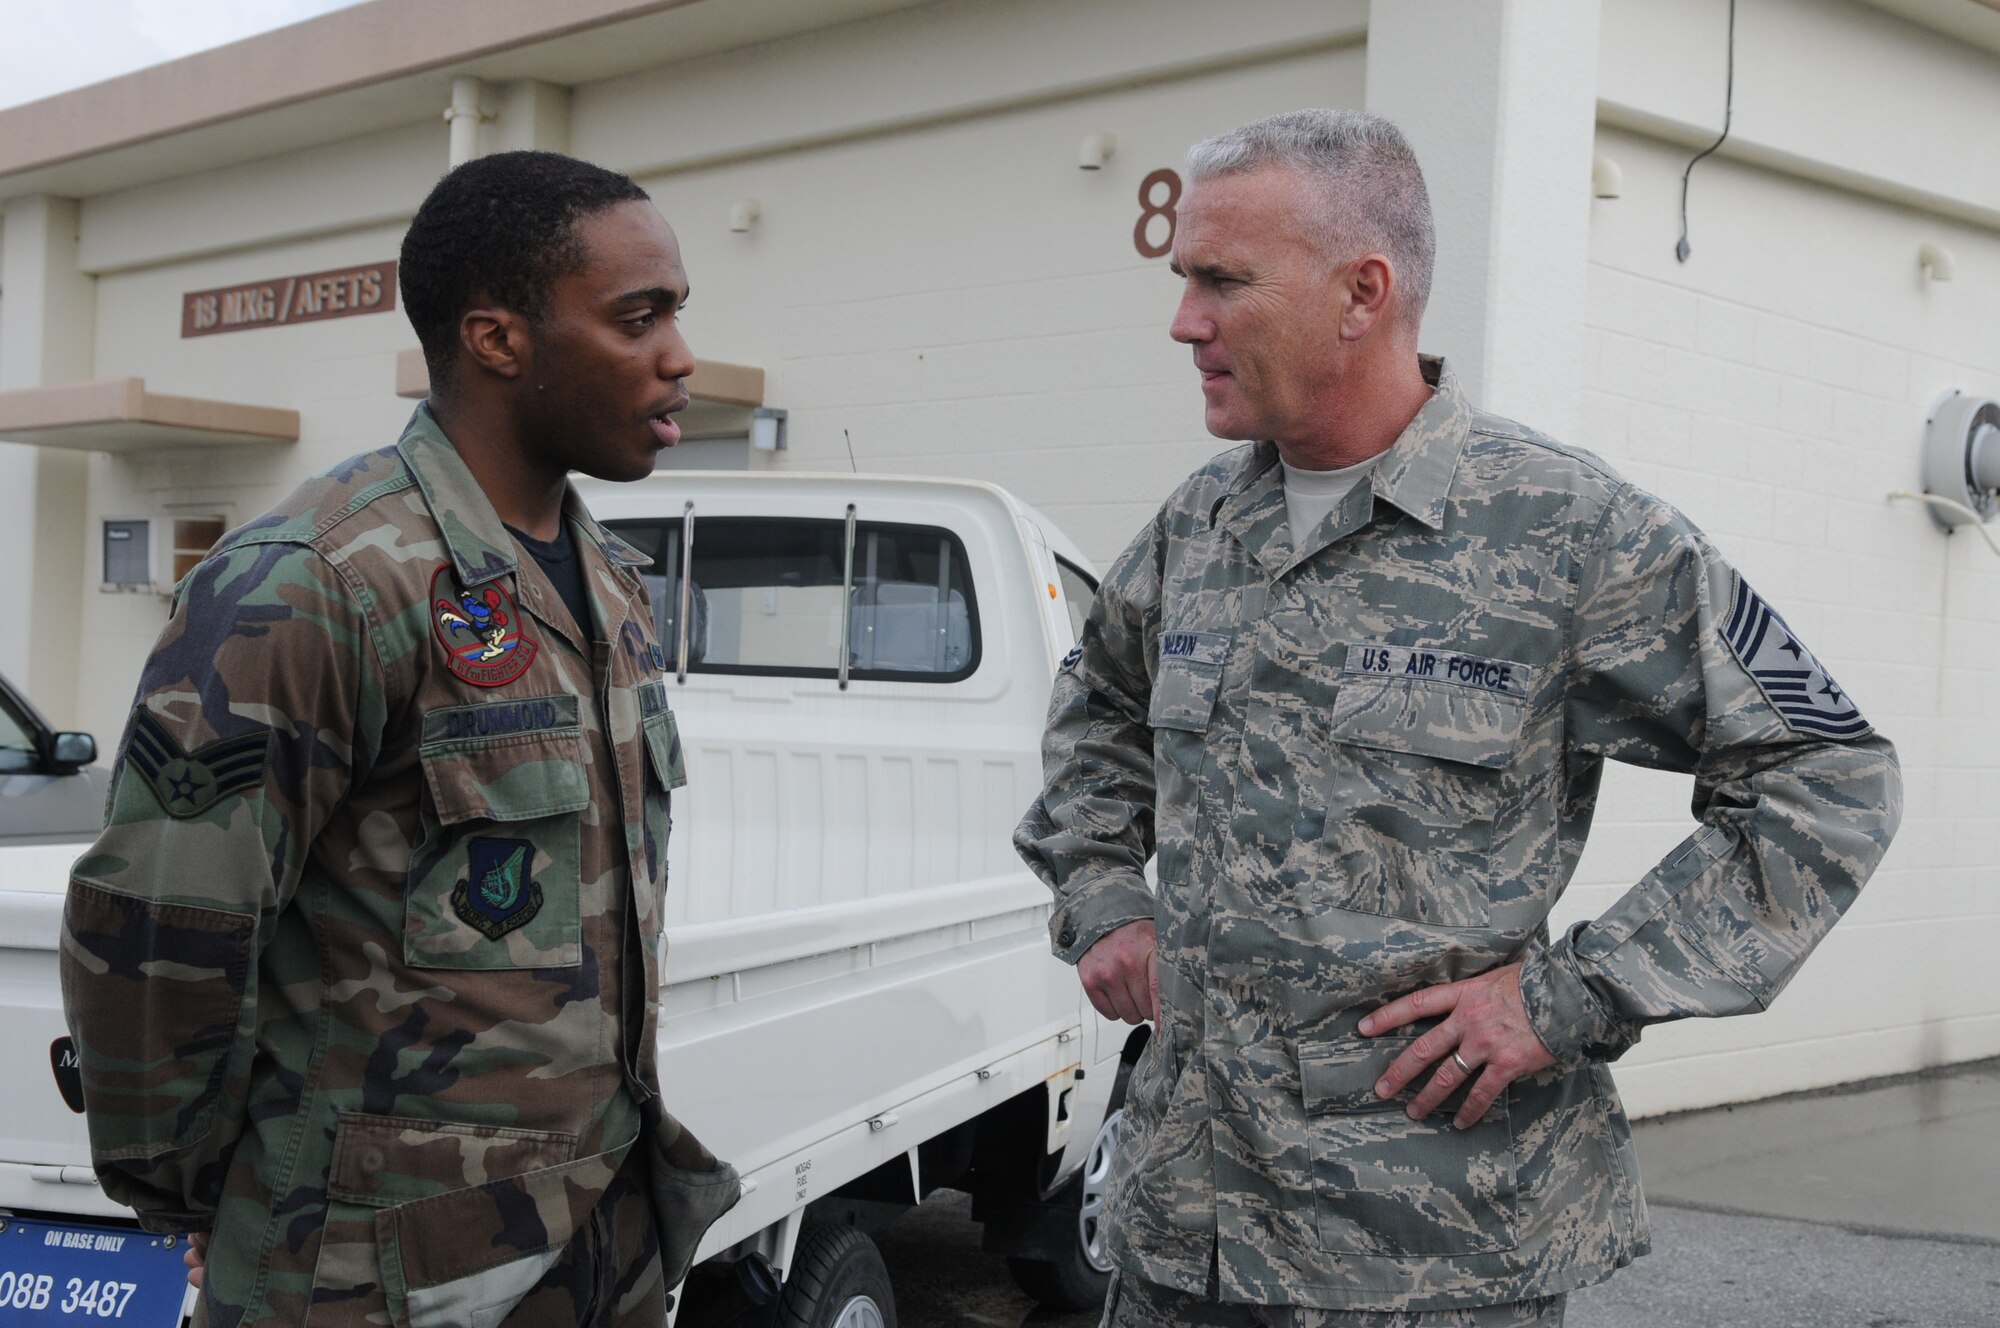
[1006,1064,1128,1311]
[776,1220,897,1328]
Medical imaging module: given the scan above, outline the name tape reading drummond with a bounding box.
[182,261,398,338]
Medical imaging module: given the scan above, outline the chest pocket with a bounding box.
[636,682,685,897]
[1316,671,1525,928]
[407,697,590,970]
[1147,632,1230,885]
[639,682,688,792]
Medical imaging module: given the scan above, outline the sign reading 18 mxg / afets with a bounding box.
[182,261,398,337]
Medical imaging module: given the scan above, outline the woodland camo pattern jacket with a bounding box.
[60,406,739,1328]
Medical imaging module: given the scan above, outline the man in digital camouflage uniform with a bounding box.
[1016,110,1901,1327]
[60,151,738,1328]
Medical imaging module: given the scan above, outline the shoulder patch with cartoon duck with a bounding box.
[431,566,538,687]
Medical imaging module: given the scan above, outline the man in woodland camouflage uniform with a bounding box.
[1016,110,1901,1326]
[61,151,737,1327]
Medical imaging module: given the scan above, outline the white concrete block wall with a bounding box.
[1552,126,2000,1116]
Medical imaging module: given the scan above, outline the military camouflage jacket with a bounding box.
[60,407,739,1328]
[1016,358,1900,1311]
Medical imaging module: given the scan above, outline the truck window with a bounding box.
[1055,558,1097,644]
[609,517,981,682]
[0,690,38,773]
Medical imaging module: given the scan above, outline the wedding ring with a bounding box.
[1450,1051,1473,1075]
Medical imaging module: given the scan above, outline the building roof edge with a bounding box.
[0,0,692,186]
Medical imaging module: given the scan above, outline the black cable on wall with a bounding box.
[1677,0,1738,263]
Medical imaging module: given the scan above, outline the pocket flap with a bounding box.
[380,1147,617,1288]
[1149,660,1224,733]
[1299,1035,1412,1115]
[1329,674,1524,770]
[328,1111,579,1207]
[419,706,589,826]
[1300,1022,1481,1118]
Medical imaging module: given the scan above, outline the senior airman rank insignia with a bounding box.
[454,837,544,939]
[431,565,538,688]
[1723,574,1871,739]
[126,712,269,819]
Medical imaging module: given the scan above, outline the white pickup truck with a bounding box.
[0,472,1138,1328]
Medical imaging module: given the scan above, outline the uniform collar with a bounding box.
[1368,354,1470,532]
[563,488,651,569]
[398,403,652,586]
[1210,355,1468,576]
[1213,354,1467,523]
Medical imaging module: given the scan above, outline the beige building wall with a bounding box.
[1,0,1994,1116]
[622,42,1369,563]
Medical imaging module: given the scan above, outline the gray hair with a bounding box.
[1186,109,1435,325]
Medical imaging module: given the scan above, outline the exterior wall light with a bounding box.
[1917,242,1955,282]
[1591,156,1623,199]
[750,407,788,451]
[1078,132,1117,170]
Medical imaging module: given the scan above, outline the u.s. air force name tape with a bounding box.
[1343,643,1533,700]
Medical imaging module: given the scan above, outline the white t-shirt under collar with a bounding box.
[1281,453,1383,547]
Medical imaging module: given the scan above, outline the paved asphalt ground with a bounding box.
[876,1058,2000,1327]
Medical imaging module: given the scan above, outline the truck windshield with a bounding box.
[608,517,980,682]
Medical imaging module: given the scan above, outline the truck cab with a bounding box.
[0,473,1142,1328]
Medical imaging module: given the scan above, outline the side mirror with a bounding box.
[49,731,96,770]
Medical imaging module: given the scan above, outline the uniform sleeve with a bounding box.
[59,540,380,1233]
[1013,516,1164,965]
[1518,485,1902,1066]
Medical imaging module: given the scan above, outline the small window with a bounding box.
[1056,558,1098,644]
[103,520,150,587]
[609,516,980,681]
[101,516,226,590]
[170,517,226,585]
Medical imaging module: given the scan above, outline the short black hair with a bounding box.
[399,151,650,390]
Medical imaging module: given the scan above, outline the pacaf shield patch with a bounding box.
[1723,575,1871,738]
[126,712,269,819]
[431,565,538,688]
[452,837,545,939]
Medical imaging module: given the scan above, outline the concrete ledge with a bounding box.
[1598,99,2000,237]
[0,379,300,451]
[394,346,764,407]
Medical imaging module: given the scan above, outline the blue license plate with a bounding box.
[0,1216,189,1324]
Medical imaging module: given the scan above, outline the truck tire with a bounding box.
[1005,1062,1130,1311]
[776,1220,897,1328]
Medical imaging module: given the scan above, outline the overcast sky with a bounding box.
[0,0,369,112]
